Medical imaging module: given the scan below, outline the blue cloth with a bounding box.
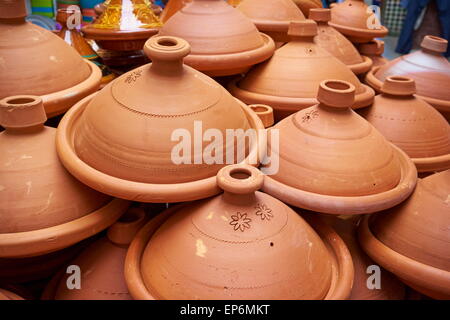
[396,0,450,57]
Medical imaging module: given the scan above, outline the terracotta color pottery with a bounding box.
[329,0,388,44]
[0,96,130,258]
[82,0,162,51]
[160,0,192,23]
[365,35,450,121]
[330,217,405,300]
[42,208,147,300]
[55,8,116,88]
[237,0,305,43]
[292,0,323,16]
[360,76,450,173]
[158,0,275,77]
[357,40,388,69]
[359,170,450,299]
[262,80,417,215]
[0,0,101,118]
[249,104,274,128]
[228,20,375,121]
[309,8,372,75]
[56,36,265,203]
[125,164,354,300]
[0,289,24,300]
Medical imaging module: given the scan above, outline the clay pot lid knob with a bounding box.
[359,40,384,55]
[317,79,356,109]
[217,164,264,195]
[0,95,47,130]
[309,8,331,22]
[249,104,274,128]
[288,19,318,39]
[0,0,27,21]
[107,208,147,246]
[421,35,448,54]
[381,76,416,96]
[144,36,191,74]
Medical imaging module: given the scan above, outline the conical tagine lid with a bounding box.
[229,20,375,121]
[309,8,372,75]
[160,0,192,23]
[359,170,450,299]
[292,0,323,16]
[262,80,417,215]
[0,96,129,258]
[56,36,265,203]
[237,0,305,42]
[43,208,147,300]
[0,289,23,300]
[360,76,450,173]
[330,217,405,300]
[82,0,162,51]
[158,0,275,77]
[366,35,450,119]
[124,164,354,300]
[329,0,388,43]
[0,0,101,118]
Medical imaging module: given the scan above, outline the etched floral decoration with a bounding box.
[230,212,252,232]
[302,109,319,123]
[255,204,273,221]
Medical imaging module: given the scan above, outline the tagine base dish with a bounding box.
[262,145,417,215]
[182,33,275,77]
[229,78,375,120]
[124,205,353,300]
[42,60,101,118]
[413,154,450,173]
[327,23,388,44]
[358,215,450,299]
[56,93,265,203]
[348,55,373,75]
[0,199,129,258]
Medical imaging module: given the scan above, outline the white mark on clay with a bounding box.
[26,181,32,195]
[195,239,207,258]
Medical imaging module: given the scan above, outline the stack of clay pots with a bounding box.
[0,0,449,302]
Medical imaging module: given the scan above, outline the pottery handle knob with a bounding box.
[217,164,264,195]
[0,0,27,20]
[358,39,384,55]
[107,208,147,246]
[144,35,191,62]
[421,35,448,54]
[317,80,355,109]
[309,8,331,22]
[249,104,274,128]
[288,20,318,39]
[381,76,416,96]
[0,95,47,129]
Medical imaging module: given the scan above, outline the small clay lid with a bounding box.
[0,95,129,258]
[0,0,101,117]
[158,0,275,76]
[361,76,450,173]
[237,0,305,42]
[262,80,417,214]
[366,35,450,117]
[309,8,372,75]
[329,0,388,43]
[47,208,147,300]
[359,170,450,299]
[56,35,265,203]
[124,164,354,299]
[229,20,375,121]
[82,0,162,50]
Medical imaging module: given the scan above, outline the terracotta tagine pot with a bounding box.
[55,8,116,88]
[237,0,305,43]
[0,289,24,300]
[309,8,372,75]
[42,208,147,300]
[158,0,275,77]
[329,217,405,300]
[366,35,450,121]
[357,40,388,69]
[160,0,192,23]
[125,164,354,300]
[359,170,450,300]
[82,0,162,51]
[292,0,322,16]
[56,35,265,203]
[228,20,375,121]
[329,0,388,44]
[262,79,417,215]
[0,95,130,258]
[360,76,450,173]
[0,0,101,118]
